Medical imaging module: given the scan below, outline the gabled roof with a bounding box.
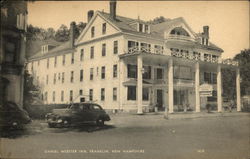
[29,11,223,61]
[26,39,63,58]
[28,41,74,61]
[41,39,62,46]
[166,40,223,52]
[98,11,222,52]
[98,11,165,39]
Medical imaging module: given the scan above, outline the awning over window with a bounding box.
[123,79,153,87]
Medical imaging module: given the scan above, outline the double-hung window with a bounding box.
[102,43,106,56]
[113,41,118,54]
[80,49,84,61]
[80,69,83,82]
[101,88,105,101]
[101,66,105,79]
[113,64,117,78]
[90,68,94,80]
[102,23,106,35]
[90,46,94,59]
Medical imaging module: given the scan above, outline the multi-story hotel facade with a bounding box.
[27,1,241,113]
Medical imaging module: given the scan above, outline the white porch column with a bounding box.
[236,68,241,111]
[195,62,200,112]
[217,65,222,112]
[137,55,143,114]
[168,58,174,113]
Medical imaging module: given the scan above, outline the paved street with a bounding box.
[1,113,249,159]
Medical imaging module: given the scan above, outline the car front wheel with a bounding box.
[63,119,71,128]
[96,119,104,126]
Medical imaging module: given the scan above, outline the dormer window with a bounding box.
[201,38,209,46]
[41,45,49,54]
[137,23,150,33]
[202,38,204,45]
[139,24,143,32]
[145,25,149,33]
[170,27,190,37]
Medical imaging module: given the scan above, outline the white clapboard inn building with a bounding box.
[27,1,241,113]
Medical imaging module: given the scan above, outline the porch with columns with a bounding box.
[120,52,241,114]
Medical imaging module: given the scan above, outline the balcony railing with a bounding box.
[171,51,202,61]
[204,56,219,63]
[167,35,193,41]
[127,46,164,55]
[125,47,238,67]
[128,46,139,54]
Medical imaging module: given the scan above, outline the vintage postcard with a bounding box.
[0,0,249,159]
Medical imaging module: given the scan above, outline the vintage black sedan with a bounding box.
[0,101,31,130]
[45,102,111,128]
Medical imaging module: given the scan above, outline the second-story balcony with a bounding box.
[127,46,164,55]
[124,46,238,67]
[166,34,194,41]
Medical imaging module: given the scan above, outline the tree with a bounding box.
[55,24,69,42]
[222,49,250,99]
[234,49,250,96]
[75,22,87,39]
[147,16,170,24]
[46,27,55,39]
[23,70,41,109]
[222,67,236,99]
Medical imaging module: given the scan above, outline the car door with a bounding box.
[80,104,93,123]
[89,104,103,121]
[70,104,84,124]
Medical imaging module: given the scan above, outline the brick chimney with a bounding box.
[87,10,94,23]
[203,26,209,38]
[110,0,116,20]
[70,21,76,48]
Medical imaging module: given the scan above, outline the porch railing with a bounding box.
[222,59,239,66]
[174,78,194,85]
[125,47,238,67]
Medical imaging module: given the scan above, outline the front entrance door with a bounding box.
[174,89,189,111]
[156,89,163,111]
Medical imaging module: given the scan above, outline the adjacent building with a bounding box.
[0,1,28,107]
[27,1,241,113]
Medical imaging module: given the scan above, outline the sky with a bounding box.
[28,1,249,59]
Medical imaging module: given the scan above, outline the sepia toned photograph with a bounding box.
[0,0,249,159]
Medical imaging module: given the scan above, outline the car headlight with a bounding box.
[57,119,63,123]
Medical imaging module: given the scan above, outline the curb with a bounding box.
[166,112,250,120]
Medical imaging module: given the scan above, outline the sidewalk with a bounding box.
[110,111,250,120]
[165,111,250,120]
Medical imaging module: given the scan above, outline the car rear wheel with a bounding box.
[96,119,104,126]
[48,123,55,128]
